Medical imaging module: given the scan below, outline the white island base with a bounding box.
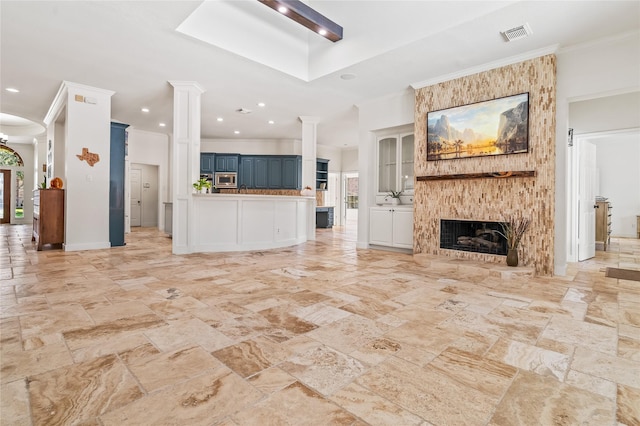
[189,193,315,253]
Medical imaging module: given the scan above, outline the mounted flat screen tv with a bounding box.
[427,92,529,161]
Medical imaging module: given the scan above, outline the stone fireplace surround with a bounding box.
[413,55,556,275]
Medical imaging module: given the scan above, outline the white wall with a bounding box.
[570,92,640,134]
[201,138,299,155]
[556,31,640,272]
[36,136,46,189]
[127,128,170,231]
[342,147,358,172]
[317,145,342,172]
[357,89,415,248]
[590,131,640,238]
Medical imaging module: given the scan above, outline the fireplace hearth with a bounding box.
[440,219,507,255]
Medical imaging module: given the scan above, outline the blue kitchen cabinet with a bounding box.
[239,156,254,188]
[268,157,282,188]
[282,156,302,189]
[237,154,302,189]
[215,154,239,172]
[316,158,329,190]
[110,122,129,247]
[316,206,334,228]
[254,157,269,188]
[200,153,215,174]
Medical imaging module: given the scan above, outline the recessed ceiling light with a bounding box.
[318,29,327,36]
[234,130,240,134]
[278,6,287,13]
[6,88,19,93]
[340,73,357,80]
[141,107,150,113]
[268,120,275,124]
[159,123,166,127]
[217,117,223,122]
[257,102,266,107]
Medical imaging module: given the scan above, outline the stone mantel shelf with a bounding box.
[417,170,536,182]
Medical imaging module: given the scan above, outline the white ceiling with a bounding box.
[1,1,639,147]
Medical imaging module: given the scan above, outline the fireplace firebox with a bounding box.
[440,219,508,255]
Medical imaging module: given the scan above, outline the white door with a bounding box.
[140,165,159,227]
[130,168,142,227]
[578,141,596,261]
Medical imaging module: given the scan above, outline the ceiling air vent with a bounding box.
[501,23,533,42]
[236,108,252,114]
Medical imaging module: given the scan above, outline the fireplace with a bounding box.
[440,219,507,255]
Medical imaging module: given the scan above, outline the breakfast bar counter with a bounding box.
[190,193,315,252]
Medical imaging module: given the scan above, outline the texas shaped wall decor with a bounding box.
[76,147,100,166]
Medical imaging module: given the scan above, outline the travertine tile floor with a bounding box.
[1,223,639,425]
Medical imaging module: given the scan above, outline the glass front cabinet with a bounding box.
[376,131,414,200]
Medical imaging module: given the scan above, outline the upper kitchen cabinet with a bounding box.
[238,155,302,190]
[282,156,302,190]
[268,157,282,188]
[239,156,254,188]
[200,153,215,174]
[254,157,269,189]
[215,154,239,173]
[316,158,329,190]
[377,132,414,194]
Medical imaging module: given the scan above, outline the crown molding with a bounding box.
[410,44,560,90]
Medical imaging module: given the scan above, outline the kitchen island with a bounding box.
[190,193,315,252]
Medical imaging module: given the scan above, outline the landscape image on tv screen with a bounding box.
[427,93,529,161]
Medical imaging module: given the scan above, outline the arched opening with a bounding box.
[0,145,26,222]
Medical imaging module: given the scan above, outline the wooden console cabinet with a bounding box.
[32,189,65,250]
[595,200,612,251]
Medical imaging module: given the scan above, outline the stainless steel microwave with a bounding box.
[215,172,237,188]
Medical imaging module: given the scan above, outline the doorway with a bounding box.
[130,164,158,228]
[343,172,358,229]
[570,129,640,262]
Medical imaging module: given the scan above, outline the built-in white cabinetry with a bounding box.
[377,131,414,195]
[369,206,413,249]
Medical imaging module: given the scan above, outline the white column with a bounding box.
[169,81,205,254]
[299,116,320,240]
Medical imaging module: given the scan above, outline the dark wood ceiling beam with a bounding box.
[258,0,343,42]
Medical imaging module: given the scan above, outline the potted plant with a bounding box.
[388,190,403,205]
[497,216,530,267]
[193,178,212,194]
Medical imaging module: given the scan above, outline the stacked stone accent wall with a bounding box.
[413,55,556,275]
